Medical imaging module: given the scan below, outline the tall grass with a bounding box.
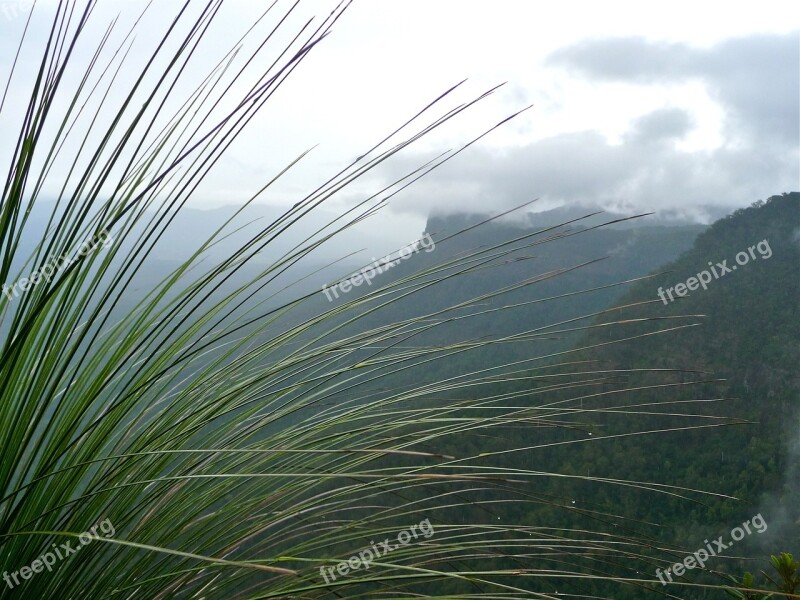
[0,1,770,598]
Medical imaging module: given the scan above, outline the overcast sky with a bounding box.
[0,0,797,249]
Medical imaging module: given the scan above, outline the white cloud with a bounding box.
[0,0,796,242]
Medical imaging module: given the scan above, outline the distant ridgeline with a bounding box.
[356,193,798,599]
[345,204,707,383]
[437,193,798,599]
[560,192,800,598]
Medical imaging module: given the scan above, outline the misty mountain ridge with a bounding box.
[427,201,734,233]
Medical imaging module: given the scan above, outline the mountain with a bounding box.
[334,207,707,382]
[472,192,800,598]
[357,192,798,599]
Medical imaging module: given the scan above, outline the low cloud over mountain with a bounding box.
[385,32,799,221]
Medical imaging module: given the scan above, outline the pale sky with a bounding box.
[0,0,798,249]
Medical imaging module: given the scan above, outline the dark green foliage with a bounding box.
[422,193,799,598]
[728,553,800,599]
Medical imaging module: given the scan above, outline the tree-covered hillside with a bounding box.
[491,192,800,598]
[370,193,798,598]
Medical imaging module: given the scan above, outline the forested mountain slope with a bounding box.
[388,193,798,598]
[500,192,800,598]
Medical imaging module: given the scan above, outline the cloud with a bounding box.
[548,32,799,146]
[549,38,694,82]
[626,108,694,144]
[387,126,792,219]
[385,32,798,220]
